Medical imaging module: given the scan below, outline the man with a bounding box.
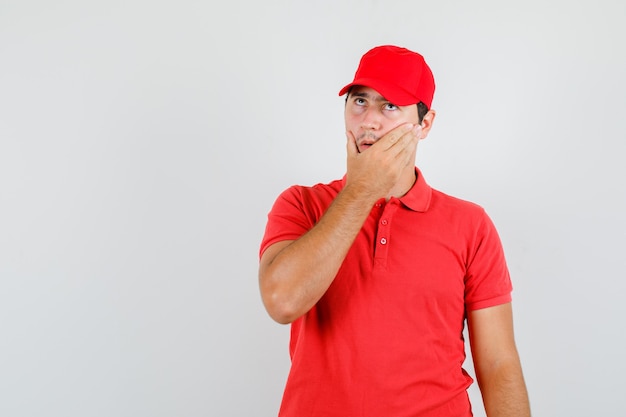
[259,45,530,417]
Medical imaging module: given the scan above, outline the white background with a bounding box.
[1,1,625,416]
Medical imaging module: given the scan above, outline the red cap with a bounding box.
[338,45,435,108]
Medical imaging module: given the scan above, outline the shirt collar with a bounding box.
[399,167,432,212]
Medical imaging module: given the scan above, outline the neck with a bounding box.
[386,166,417,200]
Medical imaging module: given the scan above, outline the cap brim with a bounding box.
[338,78,418,107]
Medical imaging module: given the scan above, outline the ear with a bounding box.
[419,110,436,140]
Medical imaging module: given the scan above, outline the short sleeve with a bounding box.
[464,210,513,311]
[259,187,310,258]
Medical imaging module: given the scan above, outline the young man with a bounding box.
[259,45,530,417]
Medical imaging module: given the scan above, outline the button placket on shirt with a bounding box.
[374,201,397,263]
[380,218,388,245]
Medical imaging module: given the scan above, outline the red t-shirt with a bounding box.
[260,169,512,417]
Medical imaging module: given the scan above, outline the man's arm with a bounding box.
[467,302,531,417]
[258,185,377,324]
[259,123,420,324]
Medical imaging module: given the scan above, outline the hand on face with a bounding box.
[345,122,422,201]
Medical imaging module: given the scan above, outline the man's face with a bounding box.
[344,86,420,153]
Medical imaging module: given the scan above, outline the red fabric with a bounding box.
[260,169,512,417]
[337,45,436,107]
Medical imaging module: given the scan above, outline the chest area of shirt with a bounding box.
[354,202,468,267]
[323,203,469,307]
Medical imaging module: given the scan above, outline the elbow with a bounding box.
[259,275,302,324]
[258,253,307,324]
[261,291,301,324]
[270,312,298,325]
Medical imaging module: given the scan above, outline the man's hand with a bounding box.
[346,123,422,201]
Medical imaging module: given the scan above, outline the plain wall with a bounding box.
[1,0,625,416]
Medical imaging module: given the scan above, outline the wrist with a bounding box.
[340,181,381,210]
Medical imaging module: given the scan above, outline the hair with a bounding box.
[345,88,430,124]
[416,102,429,124]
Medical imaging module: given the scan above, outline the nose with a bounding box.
[361,107,382,131]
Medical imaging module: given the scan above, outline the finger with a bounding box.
[414,124,423,140]
[386,124,420,165]
[397,125,422,165]
[377,123,414,151]
[395,124,422,151]
[382,124,418,158]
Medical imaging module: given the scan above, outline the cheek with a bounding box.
[389,110,417,124]
[344,114,360,131]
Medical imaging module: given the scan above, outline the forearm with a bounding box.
[477,357,531,417]
[259,183,378,324]
[468,304,531,417]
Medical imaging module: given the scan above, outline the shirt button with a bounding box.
[375,203,382,208]
[380,237,387,245]
[381,219,388,225]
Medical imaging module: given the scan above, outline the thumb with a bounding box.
[346,131,359,158]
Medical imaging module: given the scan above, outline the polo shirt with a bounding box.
[260,168,513,417]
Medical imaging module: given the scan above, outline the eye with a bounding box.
[354,97,366,106]
[384,103,398,111]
